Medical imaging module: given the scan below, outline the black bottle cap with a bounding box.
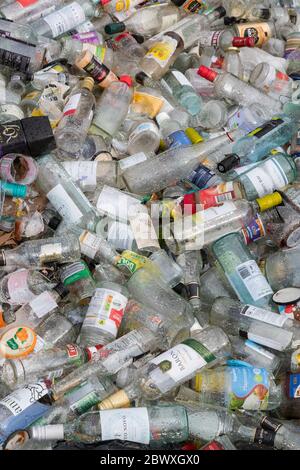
[135,71,149,85]
[214,6,226,18]
[217,154,240,173]
[170,0,185,6]
[105,22,126,35]
[224,16,239,25]
[47,214,62,231]
[21,116,56,157]
[131,33,145,44]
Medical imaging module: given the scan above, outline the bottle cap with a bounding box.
[114,33,130,42]
[273,287,300,305]
[232,37,256,47]
[156,112,170,126]
[21,117,56,157]
[82,77,95,91]
[214,6,226,18]
[2,182,27,198]
[170,0,185,6]
[119,75,133,87]
[61,261,92,286]
[100,0,111,4]
[30,425,65,441]
[98,389,131,410]
[0,326,37,359]
[185,127,204,144]
[135,71,148,85]
[105,23,126,35]
[256,192,283,212]
[197,65,218,82]
[217,154,240,173]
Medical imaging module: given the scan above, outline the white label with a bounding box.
[40,243,62,262]
[0,382,48,416]
[232,162,258,176]
[236,260,273,301]
[172,70,192,87]
[119,152,147,171]
[7,269,36,305]
[100,408,150,444]
[63,93,81,116]
[129,212,159,250]
[83,288,128,337]
[79,230,102,259]
[245,340,275,361]
[63,161,97,190]
[149,342,208,393]
[29,292,58,319]
[246,332,289,352]
[47,184,83,223]
[198,30,221,47]
[96,186,142,222]
[203,201,236,222]
[107,220,134,251]
[43,2,86,37]
[245,159,288,197]
[241,305,287,328]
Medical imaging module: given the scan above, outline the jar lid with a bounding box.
[273,287,300,305]
[0,326,36,358]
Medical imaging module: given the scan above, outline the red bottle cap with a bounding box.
[100,0,111,5]
[114,33,130,42]
[197,65,218,82]
[119,75,133,87]
[232,36,256,47]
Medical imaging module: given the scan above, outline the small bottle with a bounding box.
[209,297,300,352]
[98,326,231,409]
[0,269,56,305]
[30,405,189,446]
[211,232,273,307]
[79,281,129,347]
[161,70,203,116]
[0,235,81,268]
[0,0,64,23]
[91,76,133,138]
[55,77,95,154]
[61,261,95,306]
[126,117,160,156]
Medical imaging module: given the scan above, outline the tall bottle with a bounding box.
[197,66,282,117]
[30,405,189,445]
[209,297,300,352]
[211,232,273,307]
[98,326,231,409]
[198,29,255,52]
[161,69,203,116]
[0,235,81,268]
[91,76,133,138]
[55,77,95,154]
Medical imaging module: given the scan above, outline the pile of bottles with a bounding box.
[2,0,300,453]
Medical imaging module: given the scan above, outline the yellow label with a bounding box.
[23,91,40,101]
[132,91,163,118]
[115,0,130,11]
[53,64,64,73]
[235,22,272,47]
[248,127,263,137]
[145,37,177,66]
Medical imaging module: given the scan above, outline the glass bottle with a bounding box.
[265,245,300,291]
[125,117,160,156]
[209,297,300,352]
[156,112,192,149]
[74,50,118,88]
[61,261,95,306]
[229,335,281,373]
[62,159,121,192]
[0,0,64,23]
[222,47,244,79]
[79,281,129,347]
[161,69,203,116]
[0,36,46,73]
[55,77,95,154]
[30,405,189,445]
[211,232,273,307]
[250,62,293,101]
[198,29,255,52]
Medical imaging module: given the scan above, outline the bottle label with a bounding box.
[0,381,48,416]
[245,340,275,361]
[289,373,300,398]
[187,164,218,189]
[46,184,83,224]
[149,338,216,393]
[247,117,284,139]
[116,250,148,274]
[129,211,160,250]
[63,161,97,190]
[100,408,150,444]
[196,182,236,209]
[198,30,222,47]
[240,305,287,328]
[254,427,276,446]
[119,152,148,171]
[171,70,193,87]
[129,122,159,143]
[73,31,101,45]
[167,130,192,149]
[145,36,178,67]
[240,217,265,245]
[39,242,62,263]
[43,2,86,37]
[0,104,24,120]
[0,41,34,73]
[235,22,272,47]
[239,329,292,352]
[83,288,128,337]
[61,261,91,285]
[242,158,288,198]
[132,92,164,119]
[227,366,270,410]
[29,292,58,319]
[7,269,36,305]
[63,93,81,116]
[79,230,103,259]
[82,55,112,85]
[236,260,273,301]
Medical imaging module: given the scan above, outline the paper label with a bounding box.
[236,260,273,301]
[129,122,159,142]
[68,380,101,414]
[47,184,83,223]
[241,305,287,328]
[0,381,48,416]
[119,152,147,171]
[244,158,288,197]
[96,186,141,222]
[100,408,150,444]
[83,288,128,337]
[235,22,272,46]
[227,366,270,410]
[203,201,236,222]
[129,212,159,250]
[132,91,163,118]
[79,230,103,259]
[196,182,235,209]
[171,70,192,87]
[145,36,178,67]
[149,338,216,393]
[198,30,222,47]
[289,373,300,399]
[63,93,81,116]
[63,161,97,190]
[39,243,62,263]
[43,2,86,37]
[29,292,58,319]
[7,270,35,304]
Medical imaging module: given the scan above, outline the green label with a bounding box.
[70,391,100,415]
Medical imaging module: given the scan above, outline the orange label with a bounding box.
[0,311,6,329]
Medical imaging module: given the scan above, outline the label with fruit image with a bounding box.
[227,366,270,410]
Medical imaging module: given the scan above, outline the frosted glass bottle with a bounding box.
[211,232,273,307]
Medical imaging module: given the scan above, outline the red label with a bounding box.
[110,308,124,328]
[17,0,38,6]
[66,344,79,358]
[202,441,225,450]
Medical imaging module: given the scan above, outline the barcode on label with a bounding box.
[237,266,251,279]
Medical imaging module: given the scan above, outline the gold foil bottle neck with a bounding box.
[82,77,95,91]
[98,390,131,410]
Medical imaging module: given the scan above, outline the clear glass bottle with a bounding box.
[98,326,231,409]
[55,77,95,154]
[79,281,129,347]
[229,335,281,373]
[250,62,293,101]
[265,245,300,291]
[211,232,273,307]
[222,47,244,79]
[161,70,203,116]
[126,117,160,156]
[61,261,95,306]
